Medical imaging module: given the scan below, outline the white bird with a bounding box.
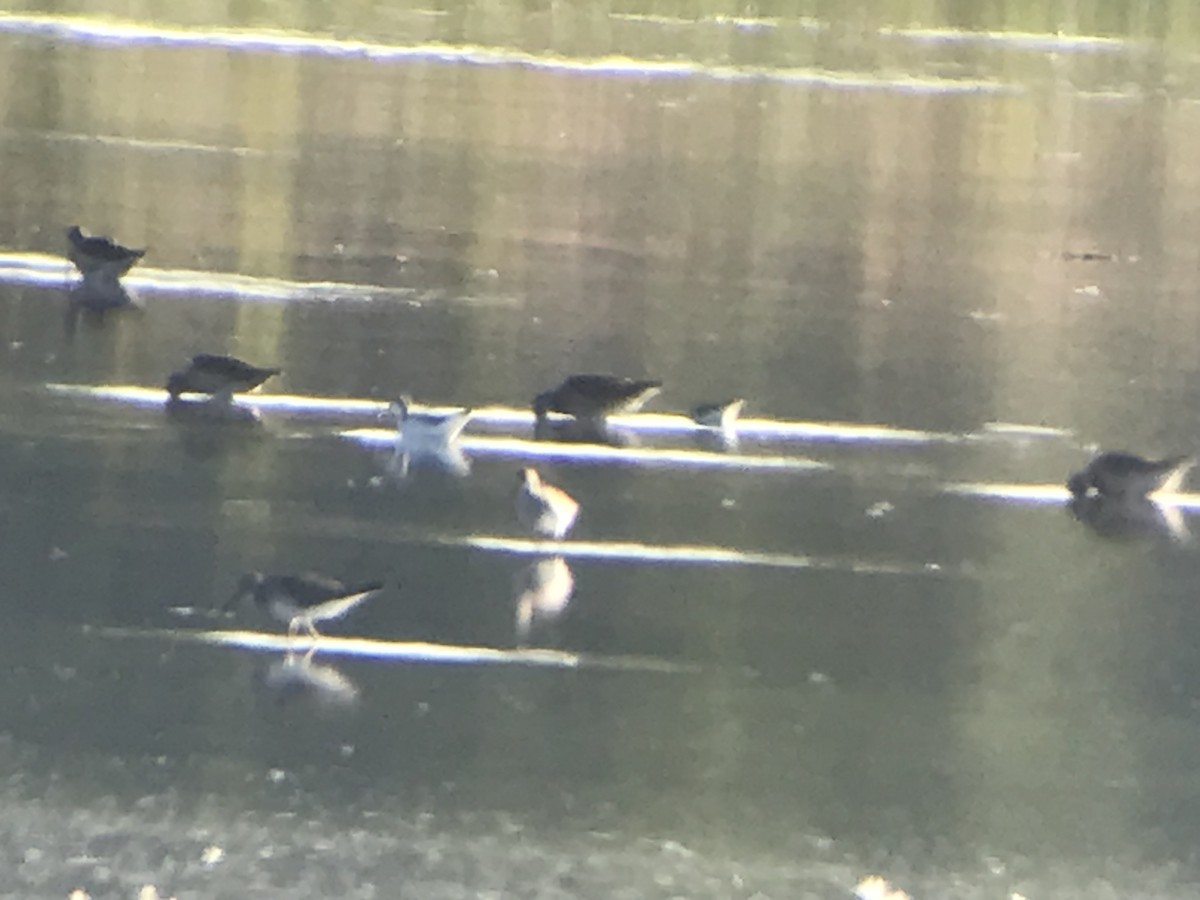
[226,572,384,639]
[691,398,745,432]
[690,398,745,451]
[389,396,473,449]
[515,468,580,539]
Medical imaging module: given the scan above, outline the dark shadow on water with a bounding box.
[691,428,739,453]
[1067,494,1190,545]
[258,649,360,710]
[165,397,265,459]
[383,446,472,481]
[533,417,638,447]
[62,275,142,340]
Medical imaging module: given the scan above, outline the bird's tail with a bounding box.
[344,581,386,597]
[1159,456,1196,495]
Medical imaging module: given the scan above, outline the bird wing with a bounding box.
[302,585,384,623]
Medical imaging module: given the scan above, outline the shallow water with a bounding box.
[3,3,1200,898]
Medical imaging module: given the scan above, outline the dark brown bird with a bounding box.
[166,354,280,401]
[1067,451,1193,500]
[533,374,662,422]
[65,225,145,276]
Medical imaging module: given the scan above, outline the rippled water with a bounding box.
[3,3,1200,898]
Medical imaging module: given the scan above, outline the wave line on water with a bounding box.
[344,428,830,472]
[446,534,956,578]
[0,252,418,304]
[941,481,1200,510]
[46,383,967,449]
[608,12,1129,54]
[88,625,697,674]
[0,13,1012,95]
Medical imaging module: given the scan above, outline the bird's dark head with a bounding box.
[532,391,554,420]
[66,225,83,242]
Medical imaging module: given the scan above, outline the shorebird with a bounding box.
[65,225,145,276]
[1067,451,1194,500]
[515,468,579,539]
[533,415,637,448]
[226,573,384,639]
[691,398,745,431]
[389,396,473,447]
[166,354,280,401]
[533,374,661,422]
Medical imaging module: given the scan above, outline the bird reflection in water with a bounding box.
[533,415,637,448]
[385,445,472,480]
[1067,493,1190,545]
[165,397,263,460]
[260,648,359,709]
[165,397,263,424]
[514,555,574,645]
[1067,451,1193,501]
[63,270,142,337]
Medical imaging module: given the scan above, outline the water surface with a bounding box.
[3,2,1200,898]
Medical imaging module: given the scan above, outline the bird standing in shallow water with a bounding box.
[385,396,474,479]
[226,573,384,639]
[65,225,145,277]
[533,374,662,423]
[515,468,580,539]
[389,396,473,446]
[691,398,745,431]
[1067,451,1194,500]
[166,354,280,402]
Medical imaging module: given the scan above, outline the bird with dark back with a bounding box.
[166,354,280,401]
[533,374,662,422]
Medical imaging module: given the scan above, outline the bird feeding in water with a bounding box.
[166,354,280,403]
[1066,451,1193,500]
[532,374,662,423]
[226,572,384,639]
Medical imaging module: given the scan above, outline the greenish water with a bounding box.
[2,2,1200,898]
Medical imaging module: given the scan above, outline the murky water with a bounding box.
[3,3,1200,898]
